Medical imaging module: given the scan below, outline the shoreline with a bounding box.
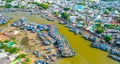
[0,11,119,64]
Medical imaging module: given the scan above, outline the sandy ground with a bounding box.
[2,26,58,63]
[0,34,10,41]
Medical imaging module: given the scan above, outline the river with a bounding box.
[1,11,119,64]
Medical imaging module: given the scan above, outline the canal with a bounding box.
[1,11,119,64]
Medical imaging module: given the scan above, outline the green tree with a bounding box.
[0,44,11,52]
[104,35,112,42]
[21,6,25,8]
[0,44,6,49]
[61,12,69,20]
[11,37,16,40]
[0,40,2,43]
[37,3,49,9]
[64,8,70,11]
[5,47,11,52]
[107,7,114,11]
[104,10,109,15]
[96,27,104,34]
[4,40,9,43]
[22,62,27,64]
[77,2,85,6]
[96,23,101,27]
[13,5,20,8]
[28,2,35,4]
[95,23,104,34]
[115,18,120,23]
[118,9,120,12]
[5,0,14,3]
[17,54,26,59]
[5,4,12,8]
[53,11,59,17]
[76,17,82,21]
[25,58,31,63]
[9,47,19,54]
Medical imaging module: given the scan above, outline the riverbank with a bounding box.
[1,11,119,64]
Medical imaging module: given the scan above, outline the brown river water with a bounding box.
[0,11,119,64]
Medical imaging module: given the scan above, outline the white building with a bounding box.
[0,0,6,6]
[11,0,27,6]
[0,50,8,59]
[8,54,18,61]
[11,1,19,6]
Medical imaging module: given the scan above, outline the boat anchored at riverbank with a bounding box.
[48,25,76,57]
[0,14,9,25]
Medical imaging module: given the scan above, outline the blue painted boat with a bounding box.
[38,32,51,45]
[11,17,29,27]
[42,32,56,44]
[33,50,38,55]
[35,60,47,64]
[108,54,120,62]
[0,15,9,25]
[91,42,110,52]
[37,53,42,58]
[110,48,120,56]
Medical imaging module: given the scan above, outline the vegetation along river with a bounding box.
[0,11,119,64]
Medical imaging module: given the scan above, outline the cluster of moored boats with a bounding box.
[40,12,55,21]
[48,25,76,57]
[11,17,29,27]
[38,32,56,45]
[11,17,76,59]
[66,25,83,35]
[108,48,120,62]
[65,23,120,62]
[38,24,76,57]
[0,14,9,25]
[91,42,110,52]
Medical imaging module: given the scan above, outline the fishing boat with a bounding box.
[48,25,76,57]
[25,25,35,32]
[47,17,54,21]
[49,55,56,61]
[58,36,76,57]
[37,52,42,58]
[35,60,47,64]
[36,24,48,30]
[38,32,51,45]
[42,32,56,44]
[33,50,38,55]
[59,21,67,24]
[33,50,42,58]
[108,54,120,62]
[69,28,80,35]
[82,35,88,39]
[88,35,96,42]
[0,14,9,25]
[11,17,29,27]
[91,42,110,52]
[109,48,120,56]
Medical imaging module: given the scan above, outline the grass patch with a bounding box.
[21,37,29,45]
